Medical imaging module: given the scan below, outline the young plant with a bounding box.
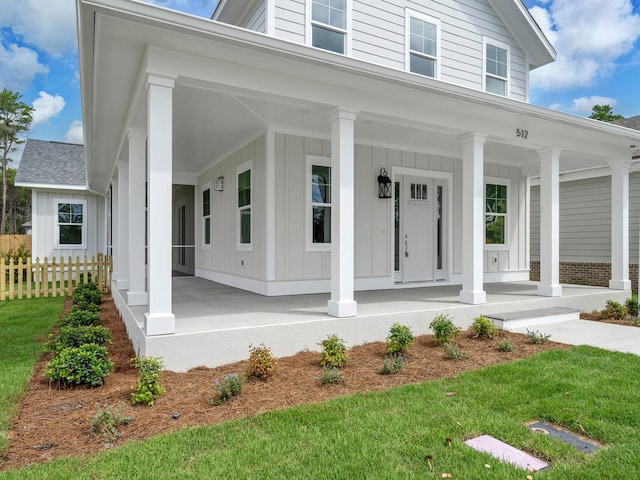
[45,344,114,387]
[470,315,499,339]
[211,373,246,404]
[386,323,414,353]
[526,329,552,344]
[380,353,407,375]
[58,308,102,328]
[316,366,343,384]
[131,356,165,406]
[48,325,112,353]
[89,402,134,442]
[318,334,348,368]
[443,343,468,360]
[600,300,626,320]
[626,297,639,317]
[72,284,102,306]
[247,344,279,380]
[429,314,460,345]
[497,339,514,352]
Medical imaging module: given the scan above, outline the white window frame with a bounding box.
[405,9,441,80]
[307,0,352,55]
[484,177,510,250]
[201,182,212,249]
[54,198,87,249]
[483,36,510,97]
[236,160,253,252]
[306,155,332,252]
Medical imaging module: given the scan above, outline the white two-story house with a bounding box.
[75,0,640,370]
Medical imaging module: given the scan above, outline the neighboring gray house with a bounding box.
[530,115,640,290]
[15,139,106,261]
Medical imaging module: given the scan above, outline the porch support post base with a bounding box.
[115,279,130,290]
[328,299,357,318]
[537,284,562,297]
[609,279,631,290]
[459,290,486,305]
[144,313,175,336]
[127,291,147,306]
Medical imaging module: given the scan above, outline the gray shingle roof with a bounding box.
[613,115,640,131]
[16,139,86,187]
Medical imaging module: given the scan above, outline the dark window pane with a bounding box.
[485,215,505,244]
[204,217,211,245]
[240,209,251,244]
[312,206,331,243]
[312,165,331,203]
[238,170,251,207]
[203,189,210,216]
[312,25,344,54]
[60,225,82,245]
[410,53,435,77]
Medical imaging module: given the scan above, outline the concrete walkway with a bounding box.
[511,320,640,356]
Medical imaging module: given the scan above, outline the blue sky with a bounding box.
[1,0,639,165]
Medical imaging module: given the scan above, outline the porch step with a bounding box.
[487,307,580,331]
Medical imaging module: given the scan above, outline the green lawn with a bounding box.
[0,297,65,455]
[2,345,640,479]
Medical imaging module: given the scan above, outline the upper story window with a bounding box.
[237,160,252,251]
[55,199,87,248]
[406,11,440,78]
[484,38,510,96]
[310,0,349,54]
[485,181,508,246]
[306,155,332,250]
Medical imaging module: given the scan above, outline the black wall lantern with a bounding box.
[377,168,392,199]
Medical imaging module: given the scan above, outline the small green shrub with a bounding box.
[73,285,102,306]
[497,339,514,352]
[470,315,499,339]
[130,356,166,406]
[316,366,343,384]
[386,323,414,353]
[58,308,101,328]
[48,325,112,352]
[625,297,638,317]
[247,344,279,380]
[600,300,626,320]
[443,343,468,360]
[45,344,114,387]
[73,300,103,314]
[89,402,134,442]
[318,334,348,368]
[211,373,246,404]
[526,329,552,344]
[380,353,407,375]
[429,314,459,345]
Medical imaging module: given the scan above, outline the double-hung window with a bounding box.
[484,38,509,96]
[310,0,348,54]
[307,156,332,249]
[406,11,440,78]
[202,186,211,246]
[485,182,508,246]
[237,161,252,250]
[55,199,86,248]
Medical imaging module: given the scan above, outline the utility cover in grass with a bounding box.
[528,421,601,454]
[465,435,548,471]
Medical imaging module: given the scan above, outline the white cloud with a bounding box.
[530,0,640,89]
[31,91,66,126]
[65,120,84,144]
[0,41,49,91]
[0,0,77,57]
[568,96,618,114]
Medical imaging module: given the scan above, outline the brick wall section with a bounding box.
[529,261,639,292]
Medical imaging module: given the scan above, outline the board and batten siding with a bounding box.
[31,190,105,261]
[271,0,527,101]
[197,135,266,280]
[238,0,267,32]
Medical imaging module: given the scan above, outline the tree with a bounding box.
[589,104,624,123]
[0,88,33,234]
[0,168,31,234]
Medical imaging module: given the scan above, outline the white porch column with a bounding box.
[327,108,358,318]
[111,178,119,282]
[609,160,631,290]
[459,133,487,305]
[144,75,176,335]
[127,129,148,305]
[537,147,562,297]
[115,162,130,289]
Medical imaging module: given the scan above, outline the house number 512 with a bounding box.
[516,128,529,139]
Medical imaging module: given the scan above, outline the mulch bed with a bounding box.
[1,294,571,471]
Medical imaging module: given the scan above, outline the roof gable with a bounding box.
[16,139,86,187]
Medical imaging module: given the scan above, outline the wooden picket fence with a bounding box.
[1,254,112,301]
[0,234,31,253]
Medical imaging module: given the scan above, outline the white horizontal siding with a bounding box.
[239,1,267,33]
[274,0,305,43]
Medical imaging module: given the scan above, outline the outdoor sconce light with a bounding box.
[214,176,224,192]
[377,168,392,199]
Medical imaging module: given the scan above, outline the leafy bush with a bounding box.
[497,339,514,352]
[600,300,626,320]
[626,297,638,317]
[318,334,348,368]
[443,343,468,360]
[526,329,552,344]
[386,323,414,353]
[89,402,134,442]
[316,366,343,384]
[58,308,102,328]
[45,344,114,387]
[73,284,102,306]
[130,356,166,406]
[429,314,459,345]
[470,315,499,339]
[247,344,279,380]
[73,300,103,314]
[48,325,112,352]
[380,353,407,375]
[211,373,246,404]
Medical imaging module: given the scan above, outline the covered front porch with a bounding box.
[113,277,625,371]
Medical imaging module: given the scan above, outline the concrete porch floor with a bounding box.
[113,278,628,371]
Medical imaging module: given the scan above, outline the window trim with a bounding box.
[484,177,510,249]
[306,155,332,252]
[201,182,212,249]
[307,0,352,55]
[483,36,510,97]
[405,9,441,80]
[236,160,253,252]
[54,198,87,249]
